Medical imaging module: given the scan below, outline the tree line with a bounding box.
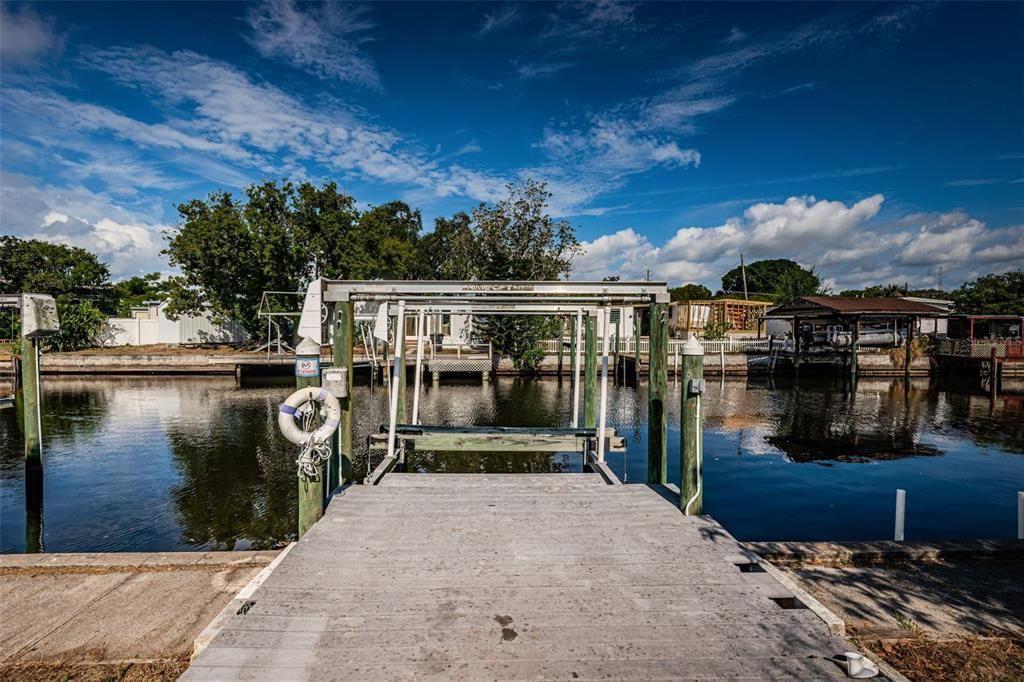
[2,177,1021,353]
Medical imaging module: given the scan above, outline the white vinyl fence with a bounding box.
[538,337,771,355]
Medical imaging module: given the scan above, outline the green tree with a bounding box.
[0,236,111,301]
[423,180,580,370]
[721,259,806,297]
[720,258,825,305]
[952,271,1024,315]
[164,181,423,338]
[165,185,301,339]
[669,283,712,302]
[417,212,478,280]
[110,273,168,316]
[772,266,826,305]
[0,237,112,349]
[839,283,906,297]
[354,201,422,279]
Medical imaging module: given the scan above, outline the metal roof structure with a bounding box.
[766,296,946,317]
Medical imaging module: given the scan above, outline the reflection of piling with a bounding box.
[680,338,704,515]
[647,302,668,483]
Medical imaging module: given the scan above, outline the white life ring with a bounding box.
[278,387,342,446]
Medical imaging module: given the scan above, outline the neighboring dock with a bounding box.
[186,473,856,680]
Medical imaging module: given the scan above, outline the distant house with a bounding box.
[899,296,953,335]
[103,300,247,346]
[669,298,770,338]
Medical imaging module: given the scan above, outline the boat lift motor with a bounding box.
[21,294,60,338]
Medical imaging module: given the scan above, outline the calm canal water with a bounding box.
[1,375,1022,553]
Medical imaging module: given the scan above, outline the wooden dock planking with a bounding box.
[186,474,853,680]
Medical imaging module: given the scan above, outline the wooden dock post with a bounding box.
[648,301,668,483]
[584,313,597,428]
[20,335,43,553]
[990,347,999,400]
[334,301,354,485]
[680,337,704,514]
[294,338,324,538]
[20,336,41,461]
[569,314,578,389]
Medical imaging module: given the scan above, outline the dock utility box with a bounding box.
[21,294,60,338]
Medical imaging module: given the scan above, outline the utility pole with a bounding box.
[740,254,748,300]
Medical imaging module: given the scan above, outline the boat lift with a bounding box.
[318,280,670,487]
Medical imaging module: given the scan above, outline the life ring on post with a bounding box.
[278,387,342,446]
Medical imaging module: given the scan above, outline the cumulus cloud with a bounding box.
[244,0,381,90]
[1,172,168,277]
[573,196,1020,291]
[896,210,986,265]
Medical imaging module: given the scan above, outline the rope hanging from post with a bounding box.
[279,386,342,479]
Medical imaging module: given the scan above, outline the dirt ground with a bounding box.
[782,555,1024,681]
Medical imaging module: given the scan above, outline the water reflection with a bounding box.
[1,374,1022,552]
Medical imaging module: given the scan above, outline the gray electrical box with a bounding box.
[321,368,349,399]
[21,294,60,338]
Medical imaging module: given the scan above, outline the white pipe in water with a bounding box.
[412,310,424,425]
[597,307,611,464]
[894,489,906,542]
[572,309,583,428]
[385,302,406,461]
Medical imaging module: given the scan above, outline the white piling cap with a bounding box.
[295,337,321,357]
[682,336,704,356]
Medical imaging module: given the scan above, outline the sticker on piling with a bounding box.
[295,357,320,378]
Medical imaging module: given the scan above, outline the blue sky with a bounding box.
[1,1,1022,291]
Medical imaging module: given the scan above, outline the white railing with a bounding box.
[537,337,771,355]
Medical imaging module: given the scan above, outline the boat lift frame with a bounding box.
[319,280,670,485]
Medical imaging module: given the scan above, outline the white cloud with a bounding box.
[516,61,575,80]
[475,5,520,38]
[9,46,515,206]
[572,196,1019,290]
[723,27,747,44]
[1,172,169,277]
[745,194,884,252]
[944,178,1003,187]
[244,0,381,90]
[0,3,62,65]
[896,210,986,265]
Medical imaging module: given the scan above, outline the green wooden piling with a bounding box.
[334,301,354,485]
[647,302,668,484]
[295,340,323,538]
[19,337,43,553]
[680,337,704,514]
[584,314,597,429]
[20,336,40,461]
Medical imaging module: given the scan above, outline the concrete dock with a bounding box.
[186,474,855,680]
[0,551,279,681]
